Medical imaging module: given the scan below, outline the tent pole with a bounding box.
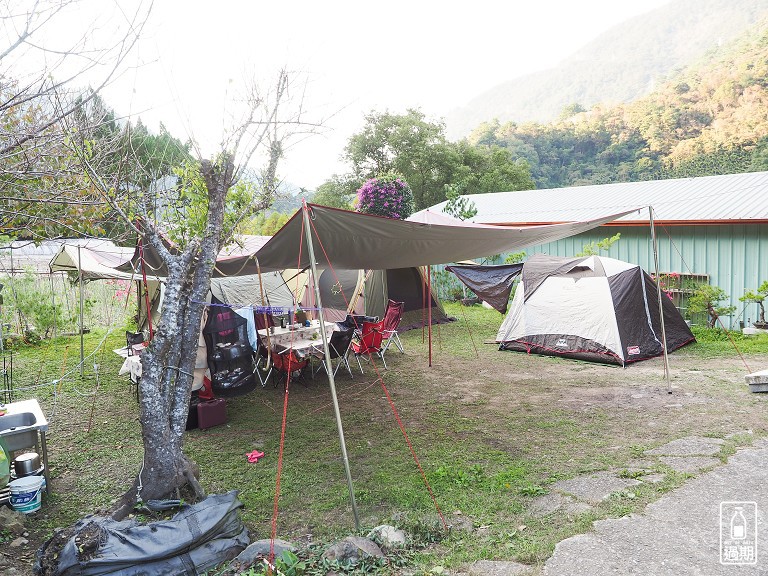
[649,206,672,393]
[428,265,433,367]
[78,245,84,378]
[301,202,360,530]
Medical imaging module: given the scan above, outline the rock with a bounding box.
[0,507,26,536]
[10,537,29,547]
[551,471,642,505]
[658,455,721,474]
[563,501,593,516]
[643,436,725,457]
[322,536,384,564]
[529,493,574,517]
[448,514,474,533]
[467,559,533,575]
[367,524,407,549]
[230,538,296,570]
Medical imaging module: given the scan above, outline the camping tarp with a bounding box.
[242,204,640,272]
[446,263,524,313]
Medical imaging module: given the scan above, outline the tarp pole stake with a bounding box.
[302,201,360,530]
[649,206,672,393]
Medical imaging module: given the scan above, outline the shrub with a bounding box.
[355,174,414,219]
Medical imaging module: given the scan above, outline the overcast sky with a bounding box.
[93,0,673,190]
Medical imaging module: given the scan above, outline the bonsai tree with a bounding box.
[739,280,768,328]
[687,284,737,328]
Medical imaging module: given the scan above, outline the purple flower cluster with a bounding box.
[355,175,414,219]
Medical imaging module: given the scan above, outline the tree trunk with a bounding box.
[111,156,234,520]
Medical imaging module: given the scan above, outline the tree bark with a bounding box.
[111,155,234,520]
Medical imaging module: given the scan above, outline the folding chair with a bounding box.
[253,313,275,387]
[270,346,310,387]
[351,320,387,373]
[126,331,145,356]
[380,300,405,360]
[125,331,145,401]
[310,326,355,378]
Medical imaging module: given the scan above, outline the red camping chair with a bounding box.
[270,346,310,387]
[380,299,405,360]
[351,320,387,373]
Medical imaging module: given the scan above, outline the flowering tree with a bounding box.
[355,173,414,219]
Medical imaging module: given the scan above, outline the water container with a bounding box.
[9,475,43,513]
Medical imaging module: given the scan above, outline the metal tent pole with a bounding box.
[78,245,84,377]
[649,206,672,393]
[428,265,433,367]
[301,202,360,530]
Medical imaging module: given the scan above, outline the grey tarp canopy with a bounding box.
[446,263,524,313]
[49,242,149,281]
[239,204,641,272]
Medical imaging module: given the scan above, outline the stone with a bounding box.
[658,456,721,474]
[0,506,26,536]
[745,369,768,385]
[563,501,594,516]
[367,524,407,549]
[9,537,28,547]
[551,471,642,505]
[643,436,725,457]
[468,560,533,575]
[230,538,296,570]
[322,536,385,564]
[529,493,574,517]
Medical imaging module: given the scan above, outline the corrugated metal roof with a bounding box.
[423,171,768,225]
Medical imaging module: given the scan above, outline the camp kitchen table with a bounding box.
[257,320,337,359]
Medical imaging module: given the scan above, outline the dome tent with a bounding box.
[494,254,695,365]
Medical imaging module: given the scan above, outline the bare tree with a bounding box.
[72,69,321,520]
[0,0,152,240]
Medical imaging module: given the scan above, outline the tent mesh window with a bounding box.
[202,308,257,396]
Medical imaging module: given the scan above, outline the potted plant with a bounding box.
[686,284,736,328]
[739,280,768,329]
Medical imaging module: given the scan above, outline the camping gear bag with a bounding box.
[36,491,249,576]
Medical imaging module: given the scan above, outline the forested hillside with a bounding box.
[468,19,768,189]
[447,0,768,139]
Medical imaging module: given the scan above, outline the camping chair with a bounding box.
[310,326,356,378]
[270,346,310,387]
[126,331,145,356]
[350,320,387,373]
[380,300,405,360]
[253,313,275,387]
[125,331,146,401]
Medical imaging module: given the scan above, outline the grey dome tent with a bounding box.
[452,254,695,366]
[497,254,695,365]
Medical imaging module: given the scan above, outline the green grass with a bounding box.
[4,303,768,574]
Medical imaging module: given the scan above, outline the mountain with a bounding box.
[472,18,768,189]
[445,0,768,140]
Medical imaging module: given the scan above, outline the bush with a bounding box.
[355,174,414,219]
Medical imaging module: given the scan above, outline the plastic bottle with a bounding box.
[731,506,747,540]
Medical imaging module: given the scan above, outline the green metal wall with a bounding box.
[522,223,768,329]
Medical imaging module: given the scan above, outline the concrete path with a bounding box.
[543,438,768,575]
